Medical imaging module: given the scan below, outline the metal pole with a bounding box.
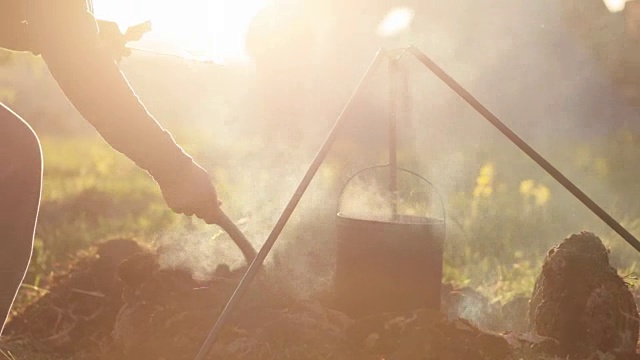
[193,49,387,360]
[407,45,640,252]
[389,57,399,220]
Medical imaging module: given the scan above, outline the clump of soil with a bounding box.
[109,248,541,360]
[529,231,640,358]
[4,238,145,356]
[205,300,358,360]
[347,309,513,360]
[110,251,357,360]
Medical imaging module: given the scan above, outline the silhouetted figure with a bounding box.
[0,0,224,335]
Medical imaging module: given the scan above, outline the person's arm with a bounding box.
[24,0,221,223]
[25,0,191,183]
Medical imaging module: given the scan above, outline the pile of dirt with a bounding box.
[348,309,511,359]
[108,249,528,360]
[106,249,562,360]
[529,231,640,358]
[3,238,145,357]
[109,250,302,359]
[3,231,640,360]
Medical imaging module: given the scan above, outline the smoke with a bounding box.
[155,226,249,282]
[340,175,397,222]
[338,167,441,223]
[150,126,342,299]
[452,296,491,327]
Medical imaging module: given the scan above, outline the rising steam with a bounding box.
[155,226,249,281]
[339,166,442,223]
[153,139,340,299]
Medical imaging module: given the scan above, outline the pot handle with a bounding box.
[337,164,446,223]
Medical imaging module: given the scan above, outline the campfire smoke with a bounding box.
[155,228,246,282]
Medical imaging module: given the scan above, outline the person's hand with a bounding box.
[96,20,152,62]
[156,162,223,224]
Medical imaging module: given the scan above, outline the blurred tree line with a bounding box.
[561,0,640,105]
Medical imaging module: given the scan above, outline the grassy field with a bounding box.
[15,125,640,306]
[0,117,639,360]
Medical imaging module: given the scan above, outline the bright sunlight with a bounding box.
[377,7,415,37]
[92,0,266,63]
[602,0,628,12]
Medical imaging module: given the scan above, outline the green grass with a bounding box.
[443,128,640,302]
[27,128,640,299]
[27,137,177,286]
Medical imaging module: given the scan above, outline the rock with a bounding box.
[528,231,639,357]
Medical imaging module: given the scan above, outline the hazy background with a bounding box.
[3,0,640,300]
[4,0,639,140]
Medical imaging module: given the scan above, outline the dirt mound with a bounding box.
[529,231,640,358]
[109,250,358,359]
[204,300,358,360]
[109,249,545,360]
[112,251,247,358]
[4,232,640,360]
[4,238,145,356]
[348,309,512,360]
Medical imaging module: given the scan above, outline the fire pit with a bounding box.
[333,165,445,318]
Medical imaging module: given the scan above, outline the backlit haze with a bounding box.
[91,0,267,64]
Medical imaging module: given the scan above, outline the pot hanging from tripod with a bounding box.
[333,165,446,319]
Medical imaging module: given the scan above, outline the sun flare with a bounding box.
[377,7,415,37]
[91,0,266,63]
[602,0,628,13]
